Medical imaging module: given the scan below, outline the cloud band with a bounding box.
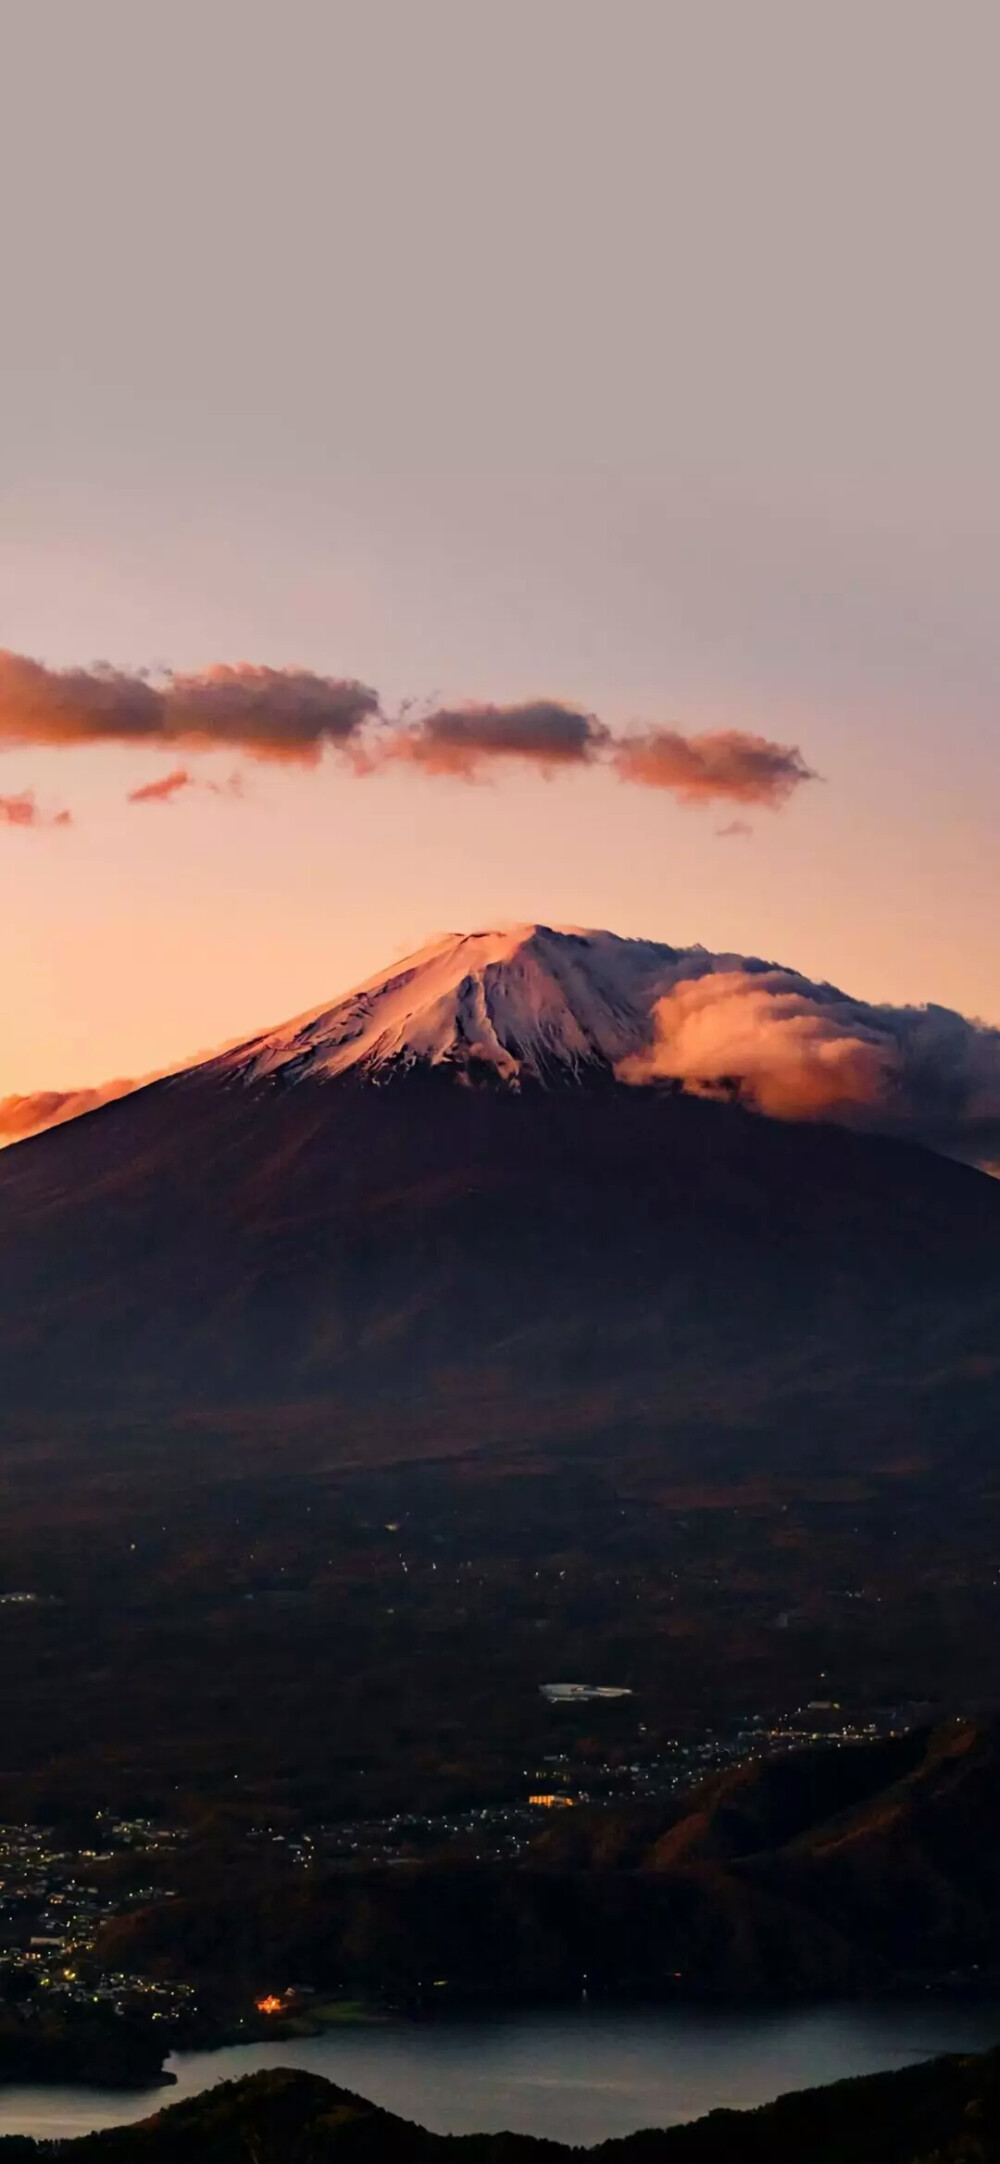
[0,651,815,812]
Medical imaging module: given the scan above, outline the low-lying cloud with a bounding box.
[619,972,889,1117]
[0,1077,148,1146]
[0,651,816,811]
[0,789,71,829]
[0,1022,262,1152]
[618,963,1000,1171]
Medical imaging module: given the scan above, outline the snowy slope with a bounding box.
[177,923,1000,1167]
[209,924,702,1089]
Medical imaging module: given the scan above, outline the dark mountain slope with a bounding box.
[1,1067,998,1471]
[3,954,1000,1820]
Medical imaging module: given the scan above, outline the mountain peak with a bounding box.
[212,923,681,1089]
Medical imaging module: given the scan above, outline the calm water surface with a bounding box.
[2,2001,1000,2147]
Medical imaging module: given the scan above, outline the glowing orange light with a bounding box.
[256,1995,283,2015]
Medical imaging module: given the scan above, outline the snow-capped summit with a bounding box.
[212,924,687,1089]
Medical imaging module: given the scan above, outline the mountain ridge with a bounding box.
[9,2050,1000,2159]
[6,2049,1000,2159]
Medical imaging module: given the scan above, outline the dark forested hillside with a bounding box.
[4,2047,1000,2160]
[1,1066,999,1452]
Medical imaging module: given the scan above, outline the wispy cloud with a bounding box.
[127,767,194,805]
[127,767,245,805]
[0,789,71,829]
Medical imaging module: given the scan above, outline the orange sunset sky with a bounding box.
[2,0,998,1100]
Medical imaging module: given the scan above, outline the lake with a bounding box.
[2,2000,1000,2147]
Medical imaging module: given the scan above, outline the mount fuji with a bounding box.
[2,922,1000,1821]
[1,925,999,1480]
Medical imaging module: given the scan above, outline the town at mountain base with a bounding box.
[86,1719,1000,2007]
[2,2048,1000,2160]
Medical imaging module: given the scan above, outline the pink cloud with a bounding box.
[128,767,194,805]
[0,648,818,812]
[0,790,72,829]
[0,1078,144,1145]
[0,652,378,764]
[379,700,609,778]
[613,728,815,808]
[126,767,245,806]
[618,970,889,1119]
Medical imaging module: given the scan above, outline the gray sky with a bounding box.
[1,0,999,1091]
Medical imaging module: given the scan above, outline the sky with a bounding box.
[2,0,999,1098]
